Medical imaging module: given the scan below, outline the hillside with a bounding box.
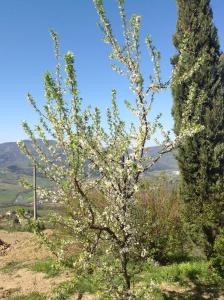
[0,141,178,173]
[0,141,178,207]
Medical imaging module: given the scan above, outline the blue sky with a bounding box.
[0,0,223,143]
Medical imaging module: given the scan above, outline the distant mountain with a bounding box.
[145,147,178,173]
[0,142,28,168]
[0,141,178,175]
[0,141,178,207]
[0,141,33,175]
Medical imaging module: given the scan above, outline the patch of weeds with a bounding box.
[30,257,60,277]
[0,261,24,273]
[8,291,46,300]
[52,273,103,300]
[150,289,172,300]
[141,259,222,286]
[139,259,224,300]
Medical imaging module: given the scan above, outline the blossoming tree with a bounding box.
[18,0,201,299]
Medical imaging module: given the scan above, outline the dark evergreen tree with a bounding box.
[171,0,224,257]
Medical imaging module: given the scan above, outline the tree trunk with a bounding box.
[120,252,131,300]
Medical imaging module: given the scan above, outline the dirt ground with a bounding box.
[159,282,224,300]
[0,230,95,299]
[0,230,52,266]
[1,230,224,300]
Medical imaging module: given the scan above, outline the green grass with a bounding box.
[8,292,46,300]
[141,259,222,286]
[0,169,52,207]
[52,274,104,300]
[139,259,224,299]
[20,190,33,202]
[0,182,22,205]
[52,259,224,299]
[30,257,60,277]
[57,259,222,299]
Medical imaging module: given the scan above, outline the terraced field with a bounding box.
[0,167,52,209]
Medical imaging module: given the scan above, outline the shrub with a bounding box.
[211,229,224,277]
[137,177,189,264]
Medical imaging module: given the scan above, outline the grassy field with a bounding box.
[0,182,23,206]
[0,168,52,209]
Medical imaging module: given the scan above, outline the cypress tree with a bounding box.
[171,0,224,256]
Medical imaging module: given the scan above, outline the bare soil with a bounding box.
[0,230,94,299]
[0,230,52,266]
[160,282,224,300]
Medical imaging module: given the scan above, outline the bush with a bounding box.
[211,229,224,277]
[137,177,189,264]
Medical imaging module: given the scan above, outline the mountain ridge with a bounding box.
[0,141,178,174]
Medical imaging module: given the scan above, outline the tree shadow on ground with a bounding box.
[159,268,224,299]
[161,284,223,300]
